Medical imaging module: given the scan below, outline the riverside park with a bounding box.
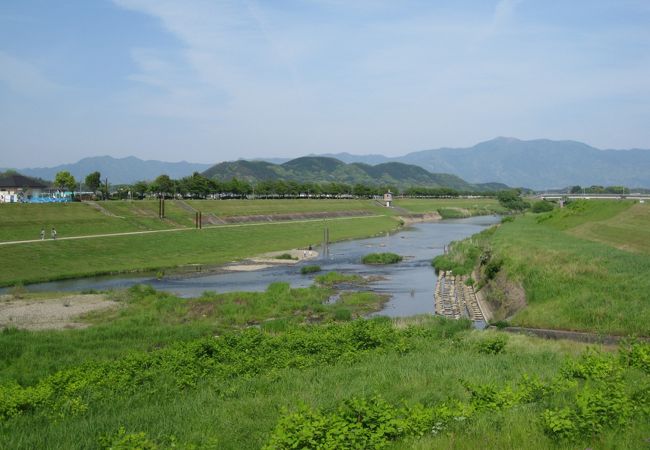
[0,197,648,449]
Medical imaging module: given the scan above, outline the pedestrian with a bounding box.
[40,228,45,240]
[51,227,57,240]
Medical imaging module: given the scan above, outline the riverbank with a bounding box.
[434,200,650,336]
[0,215,400,287]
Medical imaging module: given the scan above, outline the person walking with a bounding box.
[51,227,57,240]
[40,228,45,240]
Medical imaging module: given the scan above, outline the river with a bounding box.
[13,216,500,317]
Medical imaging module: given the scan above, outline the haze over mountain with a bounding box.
[202,157,503,192]
[1,156,212,186]
[321,138,650,190]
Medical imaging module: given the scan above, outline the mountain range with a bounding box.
[3,137,650,189]
[202,157,501,192]
[320,137,650,190]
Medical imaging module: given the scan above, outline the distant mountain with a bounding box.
[202,156,490,191]
[321,138,650,189]
[2,156,212,185]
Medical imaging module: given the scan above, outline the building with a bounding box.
[383,190,393,207]
[0,173,47,203]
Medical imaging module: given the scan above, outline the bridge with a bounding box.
[536,193,649,201]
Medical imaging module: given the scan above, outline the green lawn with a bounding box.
[185,198,386,217]
[568,202,650,253]
[489,201,649,335]
[393,198,506,217]
[0,215,399,286]
[0,202,177,242]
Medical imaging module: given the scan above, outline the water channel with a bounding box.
[15,216,500,318]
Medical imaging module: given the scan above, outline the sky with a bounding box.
[1,0,650,168]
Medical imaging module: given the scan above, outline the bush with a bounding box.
[362,252,403,265]
[531,200,555,213]
[275,253,296,260]
[476,335,508,354]
[300,265,321,275]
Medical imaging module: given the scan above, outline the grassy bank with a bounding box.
[186,198,386,217]
[393,198,506,218]
[0,199,389,243]
[0,215,399,287]
[1,285,647,449]
[434,200,650,336]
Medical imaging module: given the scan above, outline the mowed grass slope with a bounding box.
[568,202,650,253]
[493,201,650,335]
[185,198,386,217]
[393,198,506,217]
[0,202,180,242]
[0,215,399,286]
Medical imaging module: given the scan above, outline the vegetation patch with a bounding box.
[274,253,296,260]
[300,265,321,274]
[314,271,365,286]
[362,252,403,265]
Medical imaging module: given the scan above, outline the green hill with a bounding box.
[202,156,489,191]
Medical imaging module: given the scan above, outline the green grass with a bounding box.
[1,300,647,449]
[362,252,403,264]
[300,265,321,274]
[0,202,176,242]
[0,216,399,287]
[314,271,365,286]
[393,198,506,216]
[568,202,650,253]
[185,199,385,217]
[488,202,649,335]
[0,283,387,385]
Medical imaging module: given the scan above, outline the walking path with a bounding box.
[0,214,385,247]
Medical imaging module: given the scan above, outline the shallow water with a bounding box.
[13,216,500,318]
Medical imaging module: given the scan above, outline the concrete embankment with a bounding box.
[434,271,485,323]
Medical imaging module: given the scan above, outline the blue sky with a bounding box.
[1,0,649,167]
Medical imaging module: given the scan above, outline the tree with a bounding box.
[54,171,77,191]
[153,174,174,196]
[85,171,101,192]
[497,189,530,211]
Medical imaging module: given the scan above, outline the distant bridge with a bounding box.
[537,194,650,201]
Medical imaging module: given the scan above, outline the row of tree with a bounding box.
[117,173,503,199]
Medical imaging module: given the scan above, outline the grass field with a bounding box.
[1,286,647,449]
[186,198,386,217]
[0,215,399,287]
[568,202,650,253]
[436,200,650,336]
[393,198,506,217]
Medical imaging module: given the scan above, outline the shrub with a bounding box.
[476,335,508,354]
[275,253,296,260]
[531,200,555,213]
[362,252,403,265]
[300,265,321,275]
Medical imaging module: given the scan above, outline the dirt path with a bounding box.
[0,294,120,330]
[0,214,386,247]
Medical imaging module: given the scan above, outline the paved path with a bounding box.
[0,214,385,247]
